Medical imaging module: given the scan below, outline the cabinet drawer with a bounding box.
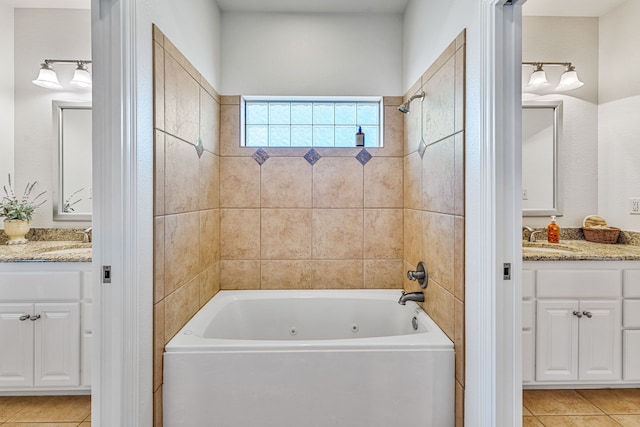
[624,330,640,381]
[0,272,81,301]
[523,270,535,299]
[624,270,640,298]
[537,270,621,298]
[624,300,640,328]
[522,300,534,330]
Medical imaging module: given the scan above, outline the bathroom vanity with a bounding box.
[522,241,640,388]
[0,242,92,394]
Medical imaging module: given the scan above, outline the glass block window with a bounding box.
[242,97,382,148]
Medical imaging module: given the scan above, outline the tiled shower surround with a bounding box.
[153,25,466,427]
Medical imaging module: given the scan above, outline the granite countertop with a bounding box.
[0,241,92,263]
[523,240,640,261]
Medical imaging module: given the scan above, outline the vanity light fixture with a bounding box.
[522,61,584,92]
[32,59,92,89]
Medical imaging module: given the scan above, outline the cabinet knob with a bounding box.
[29,314,41,321]
[573,310,583,318]
[19,314,30,321]
[583,311,592,318]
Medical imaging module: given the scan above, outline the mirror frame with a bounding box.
[522,99,563,217]
[52,100,92,222]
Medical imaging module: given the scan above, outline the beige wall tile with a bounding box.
[261,260,312,289]
[153,300,164,391]
[221,95,240,105]
[455,29,466,50]
[454,132,465,216]
[404,152,422,210]
[423,211,455,293]
[403,209,423,267]
[220,209,260,259]
[154,131,165,216]
[199,75,219,103]
[154,386,163,427]
[455,298,465,386]
[199,151,219,210]
[312,209,363,259]
[454,216,465,301]
[456,381,464,427]
[423,135,455,214]
[220,104,252,157]
[164,37,200,83]
[261,157,312,208]
[152,24,164,46]
[220,157,260,208]
[200,88,219,154]
[403,95,423,155]
[421,39,456,85]
[311,260,364,288]
[220,260,260,289]
[199,209,219,269]
[164,277,200,343]
[153,42,164,132]
[364,260,403,289]
[424,280,455,341]
[364,157,403,208]
[364,209,403,259]
[313,157,363,208]
[455,47,465,134]
[199,263,220,306]
[423,56,455,146]
[164,55,199,145]
[383,96,403,106]
[381,105,404,157]
[154,217,165,304]
[164,212,200,296]
[164,135,200,214]
[261,209,312,259]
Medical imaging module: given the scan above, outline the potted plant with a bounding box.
[1,174,46,245]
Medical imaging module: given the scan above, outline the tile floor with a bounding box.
[524,389,640,426]
[0,395,90,426]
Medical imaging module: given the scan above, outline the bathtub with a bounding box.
[163,290,454,427]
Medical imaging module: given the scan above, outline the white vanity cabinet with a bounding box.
[523,261,640,388]
[0,264,92,393]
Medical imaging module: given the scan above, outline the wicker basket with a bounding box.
[582,227,620,244]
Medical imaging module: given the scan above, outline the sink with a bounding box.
[523,247,575,254]
[523,242,578,254]
[40,247,92,256]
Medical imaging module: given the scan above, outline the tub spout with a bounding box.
[398,291,424,305]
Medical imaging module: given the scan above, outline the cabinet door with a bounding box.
[522,330,534,382]
[579,300,621,381]
[33,303,80,387]
[0,303,34,387]
[623,330,640,381]
[536,300,579,381]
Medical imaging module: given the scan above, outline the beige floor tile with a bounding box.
[7,395,91,423]
[523,416,544,427]
[523,390,603,416]
[523,405,533,416]
[536,415,622,426]
[611,414,640,426]
[2,423,80,427]
[577,389,640,415]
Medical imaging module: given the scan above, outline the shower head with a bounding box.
[397,91,426,114]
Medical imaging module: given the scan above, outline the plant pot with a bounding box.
[3,220,30,245]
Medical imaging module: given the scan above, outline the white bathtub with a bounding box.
[163,290,454,427]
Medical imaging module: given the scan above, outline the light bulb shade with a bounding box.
[32,64,62,89]
[70,65,92,88]
[555,69,584,91]
[525,69,550,92]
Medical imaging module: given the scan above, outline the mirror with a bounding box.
[522,100,562,216]
[53,100,92,221]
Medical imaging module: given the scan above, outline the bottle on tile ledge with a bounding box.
[356,126,365,147]
[547,215,560,243]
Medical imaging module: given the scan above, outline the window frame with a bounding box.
[240,96,384,148]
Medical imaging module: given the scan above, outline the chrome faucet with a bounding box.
[398,291,425,305]
[523,226,540,242]
[81,227,92,243]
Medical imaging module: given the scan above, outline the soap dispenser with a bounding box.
[547,215,560,243]
[356,126,365,147]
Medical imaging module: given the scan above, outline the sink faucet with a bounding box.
[398,291,425,305]
[81,227,92,243]
[523,226,540,243]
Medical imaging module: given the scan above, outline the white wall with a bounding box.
[521,17,599,228]
[0,3,14,186]
[13,8,91,228]
[598,0,640,232]
[220,12,403,96]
